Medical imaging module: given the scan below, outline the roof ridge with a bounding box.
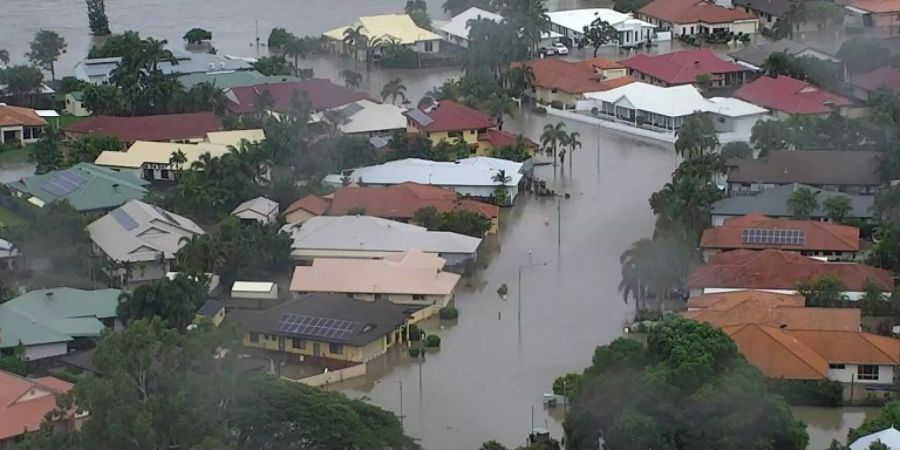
[757,325,829,377]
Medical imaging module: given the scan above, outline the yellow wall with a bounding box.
[348,292,452,309]
[285,209,317,225]
[241,328,402,363]
[194,309,225,327]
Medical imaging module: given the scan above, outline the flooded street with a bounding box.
[793,406,880,450]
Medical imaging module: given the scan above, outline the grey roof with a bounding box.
[197,299,224,317]
[87,200,205,263]
[733,0,791,18]
[0,288,122,348]
[231,196,279,218]
[712,184,875,219]
[228,293,420,346]
[75,51,253,82]
[727,151,883,187]
[369,135,393,149]
[9,162,149,212]
[729,40,839,68]
[406,109,433,128]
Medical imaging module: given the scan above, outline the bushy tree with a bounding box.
[81,84,126,115]
[0,65,43,105]
[85,0,111,36]
[183,28,213,45]
[412,206,492,237]
[674,113,718,159]
[823,195,852,223]
[750,119,790,156]
[869,220,900,273]
[65,135,124,166]
[720,141,752,159]
[29,126,64,174]
[25,30,67,81]
[797,276,848,307]
[838,37,888,74]
[116,274,208,329]
[578,19,618,57]
[253,56,293,76]
[788,186,819,219]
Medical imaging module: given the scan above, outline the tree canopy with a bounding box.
[116,274,209,329]
[26,30,67,81]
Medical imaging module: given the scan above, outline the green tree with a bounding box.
[81,84,126,116]
[0,341,27,376]
[85,0,111,35]
[405,0,432,28]
[674,113,718,159]
[788,186,819,219]
[578,19,618,57]
[618,237,693,314]
[478,441,509,450]
[851,401,900,441]
[869,220,900,273]
[267,28,294,49]
[26,30,67,81]
[339,69,362,88]
[0,49,9,66]
[183,28,213,45]
[720,141,752,159]
[823,195,852,224]
[552,373,583,400]
[116,274,208,329]
[695,73,712,91]
[438,209,492,236]
[65,135,124,166]
[381,78,408,105]
[838,37,888,74]
[750,119,789,156]
[649,153,725,243]
[0,65,43,106]
[540,122,567,168]
[797,276,848,307]
[761,52,794,77]
[252,55,292,76]
[442,0,492,15]
[29,126,64,174]
[613,0,653,13]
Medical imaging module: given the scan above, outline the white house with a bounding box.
[326,100,407,136]
[546,8,657,47]
[578,82,768,140]
[231,196,279,224]
[64,91,91,117]
[851,427,900,450]
[324,157,526,204]
[0,104,48,147]
[437,7,562,48]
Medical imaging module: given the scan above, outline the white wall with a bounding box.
[828,364,894,384]
[697,287,873,301]
[413,39,440,53]
[25,342,69,360]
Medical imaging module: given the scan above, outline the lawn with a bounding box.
[0,144,34,164]
[0,205,27,228]
[58,113,86,129]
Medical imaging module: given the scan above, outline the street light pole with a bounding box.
[398,380,404,428]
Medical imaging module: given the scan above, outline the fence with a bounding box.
[282,362,367,387]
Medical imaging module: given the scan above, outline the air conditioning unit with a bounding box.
[150,163,159,170]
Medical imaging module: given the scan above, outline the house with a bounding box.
[231,293,419,363]
[64,112,223,144]
[850,427,900,450]
[0,288,121,361]
[325,156,527,204]
[438,7,562,48]
[224,79,370,116]
[511,57,635,108]
[8,163,148,212]
[64,91,90,117]
[283,195,331,224]
[546,8,657,48]
[0,371,77,448]
[177,71,301,91]
[733,0,790,29]
[327,100,407,136]
[0,104,48,147]
[0,238,19,270]
[405,100,536,156]
[291,250,460,320]
[686,249,894,299]
[638,0,758,37]
[734,75,854,118]
[290,182,500,233]
[323,14,442,57]
[93,129,265,181]
[619,49,753,87]
[728,40,844,72]
[578,82,768,139]
[699,214,860,261]
[726,151,882,195]
[194,299,225,327]
[845,0,900,36]
[73,50,254,85]
[851,66,900,101]
[87,200,205,283]
[231,196,279,224]
[280,215,482,266]
[685,290,806,311]
[712,184,875,225]
[684,293,861,330]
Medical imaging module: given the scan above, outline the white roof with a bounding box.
[87,200,205,262]
[280,215,481,255]
[231,196,279,217]
[0,238,18,258]
[547,8,654,31]
[35,110,60,118]
[232,281,276,293]
[584,82,767,118]
[851,427,900,450]
[95,141,233,169]
[334,100,407,134]
[440,7,562,41]
[205,129,265,146]
[326,156,524,187]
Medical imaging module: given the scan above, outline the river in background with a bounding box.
[0,2,877,449]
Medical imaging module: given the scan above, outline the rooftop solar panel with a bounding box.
[406,109,433,127]
[111,208,140,231]
[276,313,359,342]
[741,228,806,246]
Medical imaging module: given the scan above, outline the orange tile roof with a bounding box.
[513,58,635,94]
[0,371,73,440]
[686,290,806,310]
[724,324,830,379]
[787,330,900,365]
[413,100,495,133]
[683,303,861,331]
[640,0,757,24]
[326,182,499,219]
[477,129,537,149]
[284,195,331,216]
[849,0,900,13]
[0,105,48,127]
[699,214,860,252]
[688,249,894,291]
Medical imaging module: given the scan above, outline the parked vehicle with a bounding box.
[552,42,569,55]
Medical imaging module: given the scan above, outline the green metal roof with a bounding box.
[9,162,148,212]
[0,287,122,348]
[177,70,303,90]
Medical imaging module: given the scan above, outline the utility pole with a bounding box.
[255,21,261,58]
[398,381,404,428]
[557,197,561,254]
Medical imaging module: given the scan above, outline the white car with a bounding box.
[552,42,569,55]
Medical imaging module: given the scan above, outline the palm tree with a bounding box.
[342,26,366,62]
[339,70,362,89]
[540,122,567,168]
[381,78,408,105]
[503,65,535,98]
[565,131,580,171]
[788,186,819,219]
[169,149,188,171]
[322,109,349,136]
[0,49,8,66]
[823,195,852,223]
[674,113,719,160]
[492,169,512,184]
[491,170,512,206]
[283,37,310,75]
[482,93,517,130]
[254,90,275,122]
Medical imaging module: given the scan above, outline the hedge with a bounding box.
[767,378,843,407]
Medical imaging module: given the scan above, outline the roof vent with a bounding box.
[45,291,53,298]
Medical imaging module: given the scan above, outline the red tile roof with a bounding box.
[0,371,73,440]
[848,0,900,13]
[686,290,806,310]
[284,194,331,216]
[640,0,756,24]
[700,214,860,253]
[734,75,852,115]
[853,66,900,93]
[512,58,635,94]
[724,324,830,379]
[477,129,536,148]
[226,79,371,114]
[688,249,894,291]
[684,303,861,331]
[65,112,222,142]
[619,49,748,85]
[0,105,48,127]
[412,100,494,132]
[787,329,900,365]
[327,182,499,219]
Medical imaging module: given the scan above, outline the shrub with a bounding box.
[408,347,421,358]
[439,306,458,320]
[766,378,843,407]
[424,334,441,348]
[408,324,423,341]
[534,106,547,114]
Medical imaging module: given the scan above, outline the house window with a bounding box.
[329,343,344,355]
[858,365,880,380]
[249,332,259,343]
[292,338,305,349]
[413,294,425,301]
[424,41,434,52]
[23,128,32,140]
[448,130,463,138]
[829,363,845,369]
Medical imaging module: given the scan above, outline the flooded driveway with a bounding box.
[793,406,880,450]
